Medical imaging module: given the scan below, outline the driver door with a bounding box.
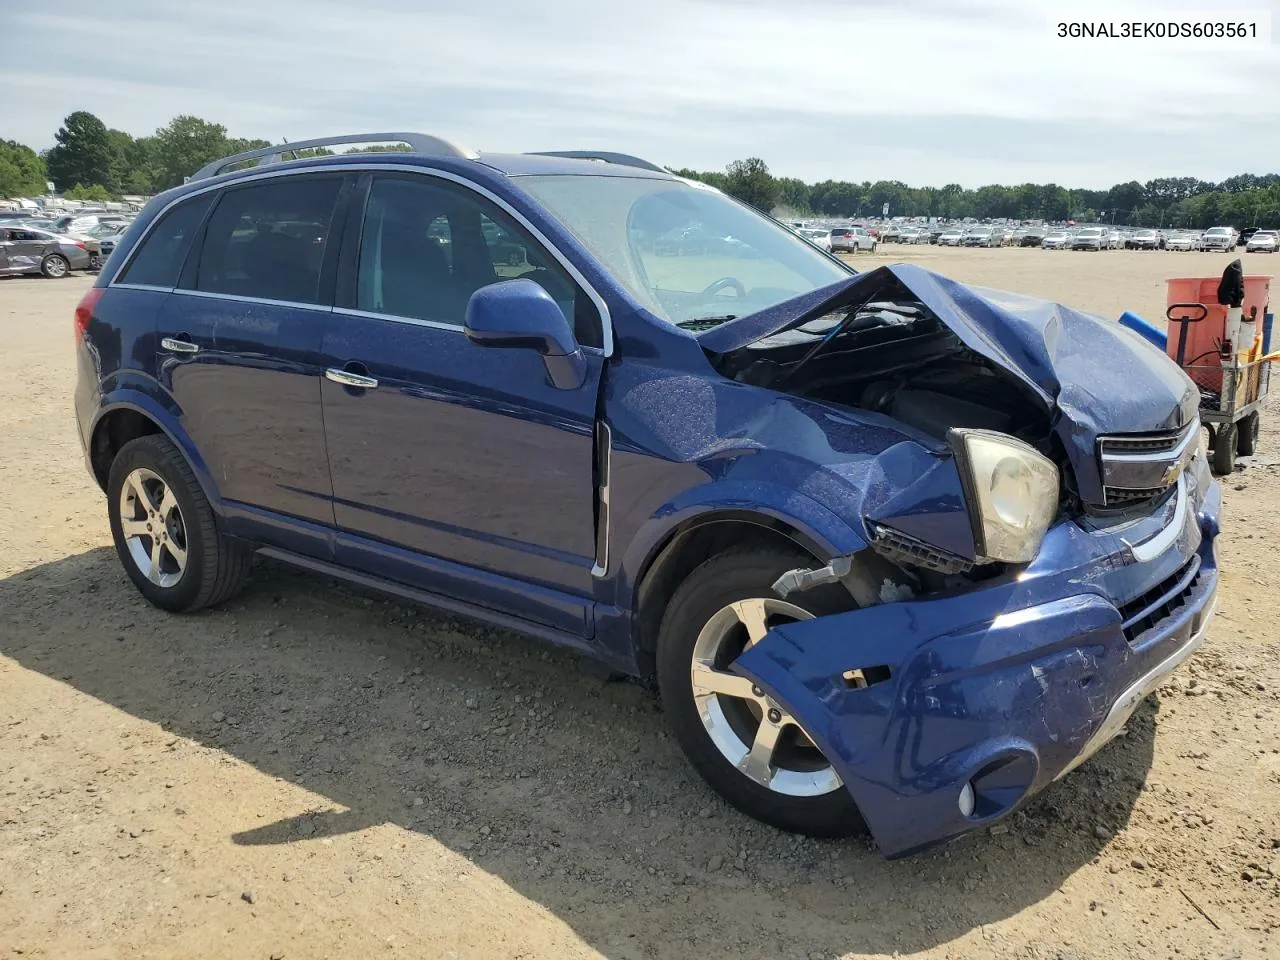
[319,172,606,634]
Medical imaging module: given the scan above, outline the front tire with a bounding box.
[107,435,252,612]
[657,548,866,837]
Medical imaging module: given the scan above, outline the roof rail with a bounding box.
[526,150,667,174]
[189,132,478,182]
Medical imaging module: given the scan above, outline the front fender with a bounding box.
[91,383,223,512]
[616,479,871,601]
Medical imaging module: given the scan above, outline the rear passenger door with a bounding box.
[156,173,352,553]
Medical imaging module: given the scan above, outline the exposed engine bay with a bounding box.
[708,275,1056,453]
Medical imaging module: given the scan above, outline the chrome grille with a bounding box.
[1097,421,1198,507]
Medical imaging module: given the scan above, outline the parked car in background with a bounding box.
[962,226,999,247]
[1165,232,1197,251]
[830,226,876,253]
[878,223,902,243]
[85,222,131,263]
[937,227,966,246]
[0,225,94,277]
[1107,229,1125,250]
[1071,228,1107,251]
[1042,230,1070,249]
[77,131,1221,858]
[998,226,1016,246]
[901,227,931,245]
[1018,229,1047,247]
[1245,230,1278,253]
[1198,226,1237,252]
[798,228,832,252]
[1127,230,1164,250]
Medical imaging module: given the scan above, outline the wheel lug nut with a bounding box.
[767,708,782,724]
[751,685,763,697]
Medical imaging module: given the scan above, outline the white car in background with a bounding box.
[1198,226,1237,251]
[1107,229,1125,249]
[798,228,832,251]
[1245,230,1277,253]
[1165,232,1196,251]
[1042,230,1070,249]
[937,227,965,246]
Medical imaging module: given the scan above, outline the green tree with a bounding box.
[723,157,779,211]
[0,140,47,197]
[44,111,113,192]
[150,115,270,190]
[64,183,112,202]
[775,176,811,213]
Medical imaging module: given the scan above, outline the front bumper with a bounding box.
[735,478,1221,857]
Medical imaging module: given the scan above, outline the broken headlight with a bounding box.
[949,428,1059,563]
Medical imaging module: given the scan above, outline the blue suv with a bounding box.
[75,133,1220,856]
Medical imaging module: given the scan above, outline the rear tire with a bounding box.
[40,254,69,278]
[107,435,252,612]
[656,547,867,838]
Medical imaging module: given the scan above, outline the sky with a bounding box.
[3,0,1279,188]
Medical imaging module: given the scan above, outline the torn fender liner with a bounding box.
[730,592,1126,857]
[699,264,1200,505]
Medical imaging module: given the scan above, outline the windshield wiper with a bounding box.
[675,315,738,331]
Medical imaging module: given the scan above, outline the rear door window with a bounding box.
[195,176,343,304]
[117,193,215,287]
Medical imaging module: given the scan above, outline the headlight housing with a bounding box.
[949,428,1060,563]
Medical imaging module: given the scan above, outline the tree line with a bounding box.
[3,111,1279,231]
[678,162,1280,230]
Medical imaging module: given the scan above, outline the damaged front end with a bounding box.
[696,266,1219,856]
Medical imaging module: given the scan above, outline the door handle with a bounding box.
[325,367,379,389]
[161,336,200,354]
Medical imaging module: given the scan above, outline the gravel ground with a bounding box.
[2,248,1279,959]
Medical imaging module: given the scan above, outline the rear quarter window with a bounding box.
[117,193,215,287]
[194,176,344,305]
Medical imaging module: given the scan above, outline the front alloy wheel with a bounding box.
[657,547,867,837]
[690,597,842,796]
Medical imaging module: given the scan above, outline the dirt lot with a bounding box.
[2,247,1279,959]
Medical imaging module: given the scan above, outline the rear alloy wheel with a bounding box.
[107,434,252,612]
[657,548,866,837]
[41,254,69,278]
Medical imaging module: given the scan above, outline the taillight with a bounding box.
[74,287,104,342]
[75,242,87,250]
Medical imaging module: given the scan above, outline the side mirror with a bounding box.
[464,279,587,390]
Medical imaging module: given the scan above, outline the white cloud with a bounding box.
[4,0,1278,186]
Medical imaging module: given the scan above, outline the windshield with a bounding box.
[1206,228,1231,235]
[517,175,851,328]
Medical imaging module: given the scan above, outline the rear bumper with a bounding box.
[735,479,1221,857]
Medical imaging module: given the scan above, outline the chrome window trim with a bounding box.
[170,288,334,313]
[106,161,614,357]
[109,282,176,293]
[333,306,462,334]
[330,306,607,355]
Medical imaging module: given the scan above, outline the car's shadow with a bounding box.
[0,548,1159,957]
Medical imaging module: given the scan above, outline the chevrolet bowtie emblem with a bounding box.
[1161,459,1185,486]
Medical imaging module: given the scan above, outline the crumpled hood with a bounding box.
[699,264,1201,505]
